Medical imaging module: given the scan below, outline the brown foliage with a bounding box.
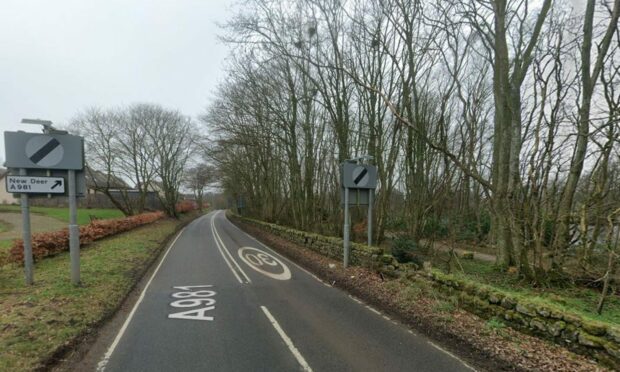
[8,212,164,263]
[175,200,197,214]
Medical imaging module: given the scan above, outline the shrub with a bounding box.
[8,211,164,263]
[391,235,421,264]
[175,200,197,213]
[456,211,491,242]
[421,217,449,239]
[385,215,407,231]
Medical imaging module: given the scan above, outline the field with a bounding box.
[0,205,125,225]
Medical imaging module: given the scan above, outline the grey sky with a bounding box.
[0,0,235,161]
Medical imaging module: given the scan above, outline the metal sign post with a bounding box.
[19,168,34,285]
[343,187,350,268]
[340,156,377,269]
[68,170,80,285]
[368,189,373,247]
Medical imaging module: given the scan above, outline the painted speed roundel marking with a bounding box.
[238,247,291,281]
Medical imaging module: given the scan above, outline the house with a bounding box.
[84,166,132,195]
[0,168,18,205]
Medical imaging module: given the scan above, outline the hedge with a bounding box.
[8,211,164,263]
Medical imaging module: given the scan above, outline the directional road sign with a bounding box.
[6,175,65,194]
[8,169,86,197]
[4,132,84,170]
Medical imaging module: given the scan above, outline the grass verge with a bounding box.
[0,219,13,233]
[0,205,125,225]
[0,214,196,371]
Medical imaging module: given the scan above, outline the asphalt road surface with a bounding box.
[96,210,474,372]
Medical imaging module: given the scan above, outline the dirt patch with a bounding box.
[0,212,66,240]
[233,218,607,372]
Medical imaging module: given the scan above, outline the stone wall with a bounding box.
[230,214,390,268]
[428,270,620,369]
[229,212,620,369]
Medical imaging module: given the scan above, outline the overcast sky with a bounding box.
[0,0,589,165]
[0,0,236,162]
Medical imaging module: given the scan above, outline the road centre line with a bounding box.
[260,306,313,372]
[210,215,243,284]
[213,214,251,283]
[211,213,251,284]
[96,226,187,372]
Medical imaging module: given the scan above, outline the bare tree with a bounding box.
[185,164,215,211]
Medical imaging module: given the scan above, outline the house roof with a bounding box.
[85,167,131,190]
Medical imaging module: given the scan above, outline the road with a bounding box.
[96,210,474,372]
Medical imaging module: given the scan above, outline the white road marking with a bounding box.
[260,306,313,372]
[210,214,248,284]
[224,213,331,286]
[348,295,363,304]
[366,306,382,316]
[211,212,252,283]
[428,341,478,371]
[96,226,187,372]
[168,287,217,320]
[238,246,292,280]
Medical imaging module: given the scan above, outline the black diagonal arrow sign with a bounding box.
[51,180,62,190]
[29,138,61,164]
[353,168,368,185]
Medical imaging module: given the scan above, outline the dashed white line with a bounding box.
[428,341,477,371]
[96,226,187,371]
[348,295,363,304]
[260,306,313,372]
[366,306,382,315]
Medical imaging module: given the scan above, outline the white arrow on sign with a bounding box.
[6,176,65,194]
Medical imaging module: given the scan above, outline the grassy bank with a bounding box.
[0,214,195,371]
[424,251,620,325]
[0,205,125,225]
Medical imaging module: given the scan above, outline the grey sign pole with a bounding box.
[68,169,80,285]
[368,189,373,247]
[19,168,34,285]
[343,187,350,268]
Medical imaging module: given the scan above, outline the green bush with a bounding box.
[391,235,421,264]
[385,215,407,231]
[421,216,449,239]
[455,211,491,242]
[542,218,555,248]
